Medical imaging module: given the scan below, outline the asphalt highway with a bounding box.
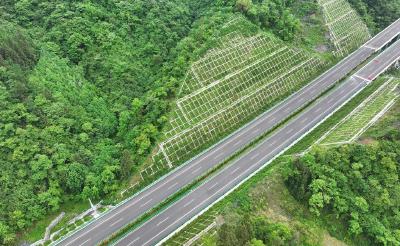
[355,39,400,82]
[54,18,400,246]
[364,18,400,50]
[115,38,400,246]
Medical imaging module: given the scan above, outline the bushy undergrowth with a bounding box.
[0,0,317,244]
[286,117,400,245]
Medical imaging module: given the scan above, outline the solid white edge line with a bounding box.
[314,77,397,146]
[364,18,400,50]
[153,80,367,246]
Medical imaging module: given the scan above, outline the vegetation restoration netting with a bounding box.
[316,77,399,145]
[152,18,326,169]
[318,0,370,56]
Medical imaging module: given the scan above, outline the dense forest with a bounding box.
[206,91,400,246]
[348,0,400,32]
[0,0,307,244]
[215,213,295,245]
[286,137,400,245]
[212,141,400,246]
[0,0,398,244]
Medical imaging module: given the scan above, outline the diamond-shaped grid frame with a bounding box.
[316,77,399,146]
[318,0,370,56]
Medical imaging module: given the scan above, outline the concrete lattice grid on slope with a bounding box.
[152,22,326,170]
[314,76,399,146]
[318,0,371,57]
[52,18,400,246]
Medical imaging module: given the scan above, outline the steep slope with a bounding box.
[0,1,325,244]
[152,17,326,173]
[318,0,370,56]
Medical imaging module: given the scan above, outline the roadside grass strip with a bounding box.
[315,77,399,146]
[166,213,218,246]
[317,0,370,57]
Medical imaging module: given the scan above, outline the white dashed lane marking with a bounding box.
[250,153,260,160]
[191,167,202,174]
[156,217,169,227]
[230,167,241,175]
[208,182,219,191]
[213,152,225,160]
[167,182,179,191]
[183,199,194,208]
[140,199,153,208]
[109,218,123,227]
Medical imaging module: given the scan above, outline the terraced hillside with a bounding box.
[316,77,399,145]
[318,0,371,56]
[150,18,326,173]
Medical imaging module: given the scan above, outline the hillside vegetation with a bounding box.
[287,137,400,245]
[0,0,398,244]
[0,0,319,244]
[286,94,400,245]
[188,79,399,246]
[347,0,400,32]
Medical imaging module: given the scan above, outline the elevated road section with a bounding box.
[364,18,400,50]
[54,18,400,246]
